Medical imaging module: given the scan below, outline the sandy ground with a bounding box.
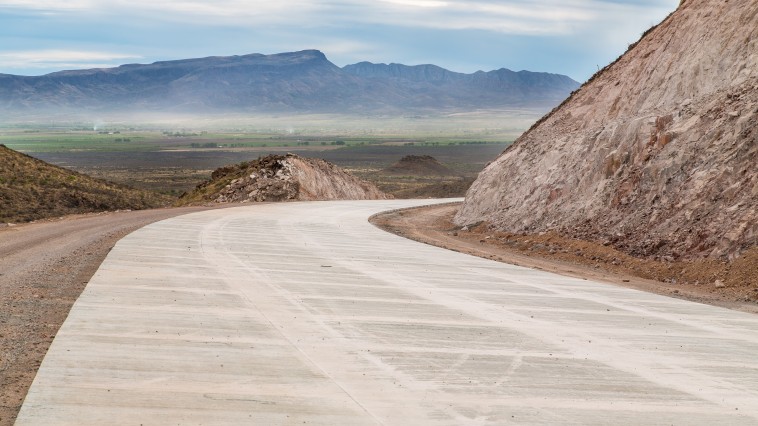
[0,206,229,425]
[370,203,758,314]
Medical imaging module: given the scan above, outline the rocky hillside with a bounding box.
[180,154,388,205]
[456,0,757,261]
[0,145,171,223]
[0,50,578,116]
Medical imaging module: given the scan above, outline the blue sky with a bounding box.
[0,0,678,81]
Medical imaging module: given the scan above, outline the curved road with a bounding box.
[17,200,758,425]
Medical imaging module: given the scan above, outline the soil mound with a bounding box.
[393,178,474,199]
[0,145,171,223]
[181,154,389,204]
[456,0,757,262]
[381,155,456,177]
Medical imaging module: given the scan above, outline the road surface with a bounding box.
[16,200,758,425]
[0,206,216,425]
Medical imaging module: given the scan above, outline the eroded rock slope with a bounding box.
[456,0,757,260]
[180,154,388,204]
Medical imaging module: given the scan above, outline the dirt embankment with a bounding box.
[380,155,457,177]
[456,0,757,262]
[373,203,758,313]
[391,177,475,199]
[179,153,388,205]
[367,154,474,199]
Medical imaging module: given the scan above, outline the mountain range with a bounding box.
[0,50,578,115]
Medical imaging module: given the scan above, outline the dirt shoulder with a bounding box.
[371,203,758,314]
[0,205,240,425]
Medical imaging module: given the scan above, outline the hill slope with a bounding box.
[0,50,578,115]
[456,0,757,261]
[0,145,171,223]
[380,155,457,177]
[180,154,388,205]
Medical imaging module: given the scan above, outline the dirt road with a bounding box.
[0,206,216,425]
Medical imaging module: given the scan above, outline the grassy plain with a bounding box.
[1,111,542,197]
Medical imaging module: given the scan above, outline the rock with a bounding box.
[714,280,726,288]
[183,154,389,204]
[456,0,758,261]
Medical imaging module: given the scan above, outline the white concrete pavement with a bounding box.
[16,199,758,425]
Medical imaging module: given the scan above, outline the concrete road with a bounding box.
[16,200,758,425]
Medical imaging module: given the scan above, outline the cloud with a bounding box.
[0,0,94,12]
[0,0,679,79]
[112,0,321,19]
[0,0,667,35]
[379,0,449,8]
[0,50,141,71]
[146,0,596,35]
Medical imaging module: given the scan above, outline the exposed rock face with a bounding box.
[456,0,758,261]
[381,155,457,177]
[184,154,388,204]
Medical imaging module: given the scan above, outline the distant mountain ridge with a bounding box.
[0,50,578,115]
[342,62,461,82]
[342,61,576,89]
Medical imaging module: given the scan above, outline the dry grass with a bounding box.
[0,145,172,223]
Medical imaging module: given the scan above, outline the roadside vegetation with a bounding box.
[0,145,172,223]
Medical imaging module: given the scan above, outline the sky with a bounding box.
[0,0,679,82]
